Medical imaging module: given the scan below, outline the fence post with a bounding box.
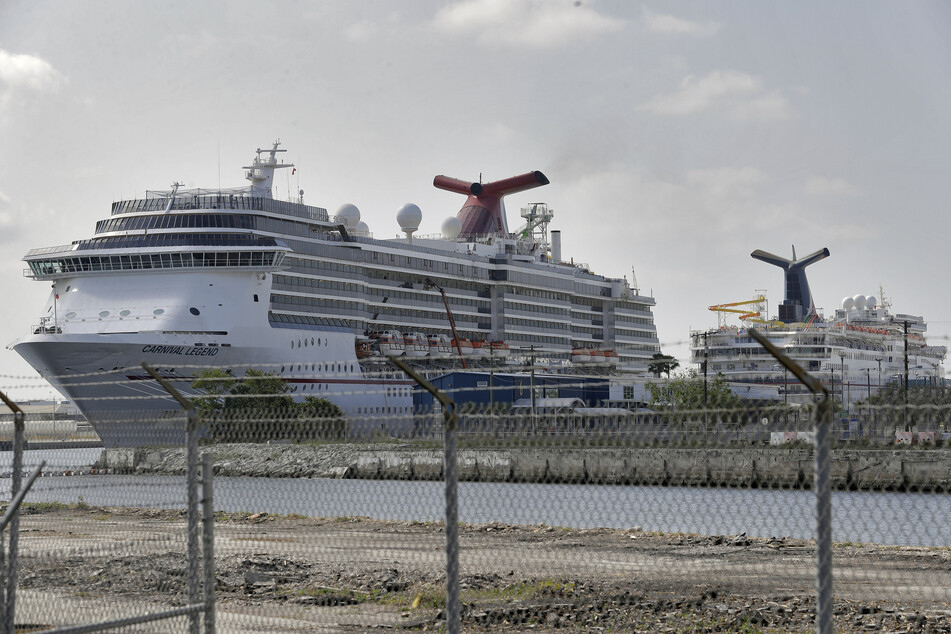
[0,390,23,634]
[201,452,216,634]
[388,358,460,634]
[748,330,833,634]
[140,363,203,634]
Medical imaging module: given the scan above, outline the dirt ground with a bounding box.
[9,504,951,632]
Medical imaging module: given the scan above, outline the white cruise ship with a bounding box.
[690,247,946,408]
[9,141,660,445]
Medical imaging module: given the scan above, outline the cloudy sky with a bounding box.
[2,0,950,399]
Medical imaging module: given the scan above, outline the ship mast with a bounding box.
[243,139,294,198]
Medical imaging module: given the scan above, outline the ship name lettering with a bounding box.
[142,345,219,357]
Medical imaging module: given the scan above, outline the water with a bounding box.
[3,448,950,547]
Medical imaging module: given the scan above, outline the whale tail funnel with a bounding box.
[434,171,549,238]
[751,246,830,322]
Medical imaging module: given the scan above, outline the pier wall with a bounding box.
[99,445,951,491]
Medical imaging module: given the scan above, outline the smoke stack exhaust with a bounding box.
[433,171,549,238]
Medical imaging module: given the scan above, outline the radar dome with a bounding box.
[852,294,867,310]
[355,221,369,236]
[396,203,422,232]
[335,204,361,228]
[441,216,462,240]
[842,297,855,310]
[866,295,877,309]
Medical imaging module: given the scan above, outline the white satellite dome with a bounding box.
[842,296,855,310]
[335,203,360,228]
[396,203,422,232]
[441,216,462,240]
[852,294,867,310]
[865,294,877,309]
[355,221,369,236]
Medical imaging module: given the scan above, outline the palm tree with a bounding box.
[648,353,680,379]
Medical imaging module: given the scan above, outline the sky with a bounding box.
[1,0,951,400]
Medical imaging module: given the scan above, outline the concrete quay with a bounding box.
[98,444,951,491]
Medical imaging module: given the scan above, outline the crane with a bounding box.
[425,278,467,368]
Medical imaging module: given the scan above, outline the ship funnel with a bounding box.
[751,246,830,322]
[433,171,549,238]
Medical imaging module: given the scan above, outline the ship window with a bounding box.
[291,340,295,349]
[153,309,164,315]
[119,310,131,317]
[253,294,259,302]
[65,312,77,319]
[98,311,110,318]
[190,307,200,316]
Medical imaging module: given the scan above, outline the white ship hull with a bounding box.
[13,331,414,446]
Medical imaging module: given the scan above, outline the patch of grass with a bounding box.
[22,502,72,512]
[376,578,577,611]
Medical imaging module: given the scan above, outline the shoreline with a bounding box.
[98,444,951,491]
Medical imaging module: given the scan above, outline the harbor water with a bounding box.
[3,448,950,547]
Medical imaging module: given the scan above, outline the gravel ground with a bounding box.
[8,504,951,632]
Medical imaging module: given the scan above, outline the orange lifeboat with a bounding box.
[428,334,452,359]
[452,338,474,357]
[370,330,405,356]
[572,347,592,364]
[403,332,429,358]
[487,340,510,358]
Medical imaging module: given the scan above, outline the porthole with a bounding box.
[189,307,200,316]
[153,309,164,315]
[65,312,77,319]
[291,340,295,349]
[98,311,110,318]
[311,337,315,346]
[119,310,131,317]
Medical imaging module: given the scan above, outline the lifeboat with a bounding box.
[602,349,619,366]
[572,348,592,364]
[428,334,452,359]
[403,331,429,358]
[487,340,510,358]
[469,339,490,358]
[370,330,405,356]
[355,337,374,359]
[452,338,475,357]
[589,349,606,364]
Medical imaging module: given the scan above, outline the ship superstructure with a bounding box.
[9,141,660,444]
[691,247,946,407]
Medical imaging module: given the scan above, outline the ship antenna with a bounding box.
[630,266,640,294]
[879,283,892,311]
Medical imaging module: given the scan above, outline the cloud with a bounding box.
[638,70,792,119]
[431,0,624,48]
[0,49,63,92]
[804,176,860,197]
[641,7,720,36]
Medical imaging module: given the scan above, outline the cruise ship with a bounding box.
[690,247,946,407]
[9,141,661,445]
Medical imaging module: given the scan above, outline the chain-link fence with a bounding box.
[1,364,951,632]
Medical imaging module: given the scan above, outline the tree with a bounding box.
[647,368,740,411]
[647,353,680,379]
[191,369,346,442]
